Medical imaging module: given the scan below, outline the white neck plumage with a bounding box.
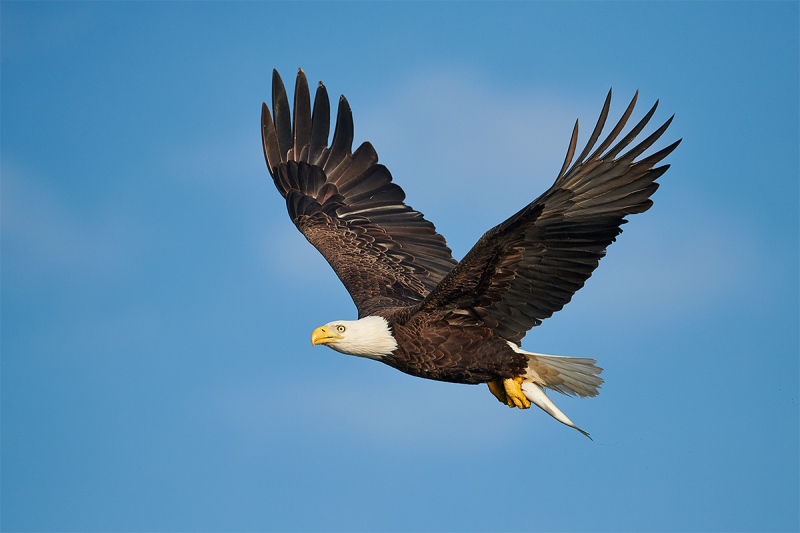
[318,316,398,360]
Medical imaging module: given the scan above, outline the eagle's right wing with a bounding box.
[263,70,457,317]
[418,91,680,344]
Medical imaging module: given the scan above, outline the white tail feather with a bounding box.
[526,353,603,397]
[506,342,603,397]
[507,342,598,439]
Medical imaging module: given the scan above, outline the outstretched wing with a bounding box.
[262,69,457,317]
[419,90,681,344]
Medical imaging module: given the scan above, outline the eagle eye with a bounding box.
[336,325,346,333]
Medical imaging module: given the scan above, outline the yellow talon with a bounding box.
[503,376,531,409]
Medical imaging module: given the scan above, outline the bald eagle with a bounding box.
[261,69,679,438]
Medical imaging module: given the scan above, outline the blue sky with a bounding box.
[2,2,798,531]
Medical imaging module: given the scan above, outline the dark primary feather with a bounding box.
[262,69,458,316]
[418,89,681,344]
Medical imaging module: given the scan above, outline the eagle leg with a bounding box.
[487,379,507,404]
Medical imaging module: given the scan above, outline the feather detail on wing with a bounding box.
[418,90,681,343]
[262,69,457,316]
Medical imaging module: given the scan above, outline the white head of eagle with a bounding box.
[311,316,398,360]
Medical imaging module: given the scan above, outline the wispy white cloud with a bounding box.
[258,223,338,288]
[1,159,134,276]
[215,370,529,453]
[164,132,264,191]
[350,68,669,257]
[356,67,588,200]
[568,206,758,329]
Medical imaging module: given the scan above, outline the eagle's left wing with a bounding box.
[417,90,680,344]
[263,70,458,316]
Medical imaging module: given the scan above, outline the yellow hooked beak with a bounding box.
[311,325,342,346]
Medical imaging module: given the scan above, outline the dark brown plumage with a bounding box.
[262,69,679,435]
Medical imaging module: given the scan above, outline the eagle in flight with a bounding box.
[261,69,679,438]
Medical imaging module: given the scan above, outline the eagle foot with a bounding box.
[504,376,531,409]
[487,377,531,409]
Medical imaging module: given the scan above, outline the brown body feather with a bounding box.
[262,69,679,385]
[385,318,528,384]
